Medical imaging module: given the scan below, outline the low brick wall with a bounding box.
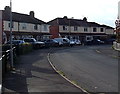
[113,41,120,51]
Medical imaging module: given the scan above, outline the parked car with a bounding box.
[104,39,116,44]
[6,40,25,45]
[70,39,81,45]
[84,39,104,45]
[23,38,45,48]
[54,38,70,46]
[69,40,75,47]
[44,39,59,47]
[91,39,104,45]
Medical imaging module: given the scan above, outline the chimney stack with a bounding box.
[83,17,87,21]
[29,11,34,18]
[4,6,11,13]
[63,16,68,19]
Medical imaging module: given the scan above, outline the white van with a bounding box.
[54,38,70,46]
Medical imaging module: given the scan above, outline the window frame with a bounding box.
[63,26,67,31]
[8,22,14,28]
[84,27,88,32]
[93,27,97,32]
[44,25,47,31]
[22,23,27,30]
[74,26,78,31]
[100,28,104,32]
[34,24,38,30]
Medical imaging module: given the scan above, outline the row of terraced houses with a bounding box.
[0,6,116,44]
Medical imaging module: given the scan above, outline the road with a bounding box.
[2,49,82,93]
[49,45,118,92]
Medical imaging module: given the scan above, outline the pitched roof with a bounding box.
[101,25,114,29]
[48,16,114,29]
[48,18,81,26]
[2,10,46,25]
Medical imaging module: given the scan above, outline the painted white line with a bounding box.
[47,53,90,94]
[0,84,1,94]
[96,50,101,53]
[0,55,5,61]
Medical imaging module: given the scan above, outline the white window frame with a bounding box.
[8,22,14,28]
[22,23,27,30]
[63,26,67,31]
[84,27,88,32]
[74,26,78,31]
[34,24,38,30]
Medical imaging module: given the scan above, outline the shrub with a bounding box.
[19,43,33,54]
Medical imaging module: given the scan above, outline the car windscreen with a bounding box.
[63,39,69,42]
[24,39,35,42]
[52,40,58,43]
[12,41,21,44]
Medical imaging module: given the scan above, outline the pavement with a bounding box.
[113,42,120,51]
[95,45,119,59]
[2,48,83,94]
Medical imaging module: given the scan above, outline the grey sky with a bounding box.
[0,0,119,27]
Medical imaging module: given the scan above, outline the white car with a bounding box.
[70,39,81,45]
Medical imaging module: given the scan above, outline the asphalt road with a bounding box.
[50,45,118,92]
[2,49,82,93]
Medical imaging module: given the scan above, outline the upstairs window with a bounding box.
[84,27,88,32]
[22,23,27,30]
[74,26,78,31]
[100,28,104,32]
[93,28,97,32]
[34,24,38,30]
[63,26,67,30]
[44,25,47,31]
[8,22,14,28]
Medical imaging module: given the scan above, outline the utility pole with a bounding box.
[69,19,71,40]
[10,0,14,69]
[115,1,120,43]
[68,17,74,40]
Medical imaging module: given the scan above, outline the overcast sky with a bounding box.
[0,0,119,27]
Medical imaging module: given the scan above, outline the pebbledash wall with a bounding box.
[3,20,50,41]
[3,21,49,33]
[59,26,106,33]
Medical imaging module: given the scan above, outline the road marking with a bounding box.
[111,55,120,59]
[96,50,119,59]
[0,84,1,94]
[47,53,90,94]
[96,50,101,53]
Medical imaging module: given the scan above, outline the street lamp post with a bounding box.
[10,0,14,69]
